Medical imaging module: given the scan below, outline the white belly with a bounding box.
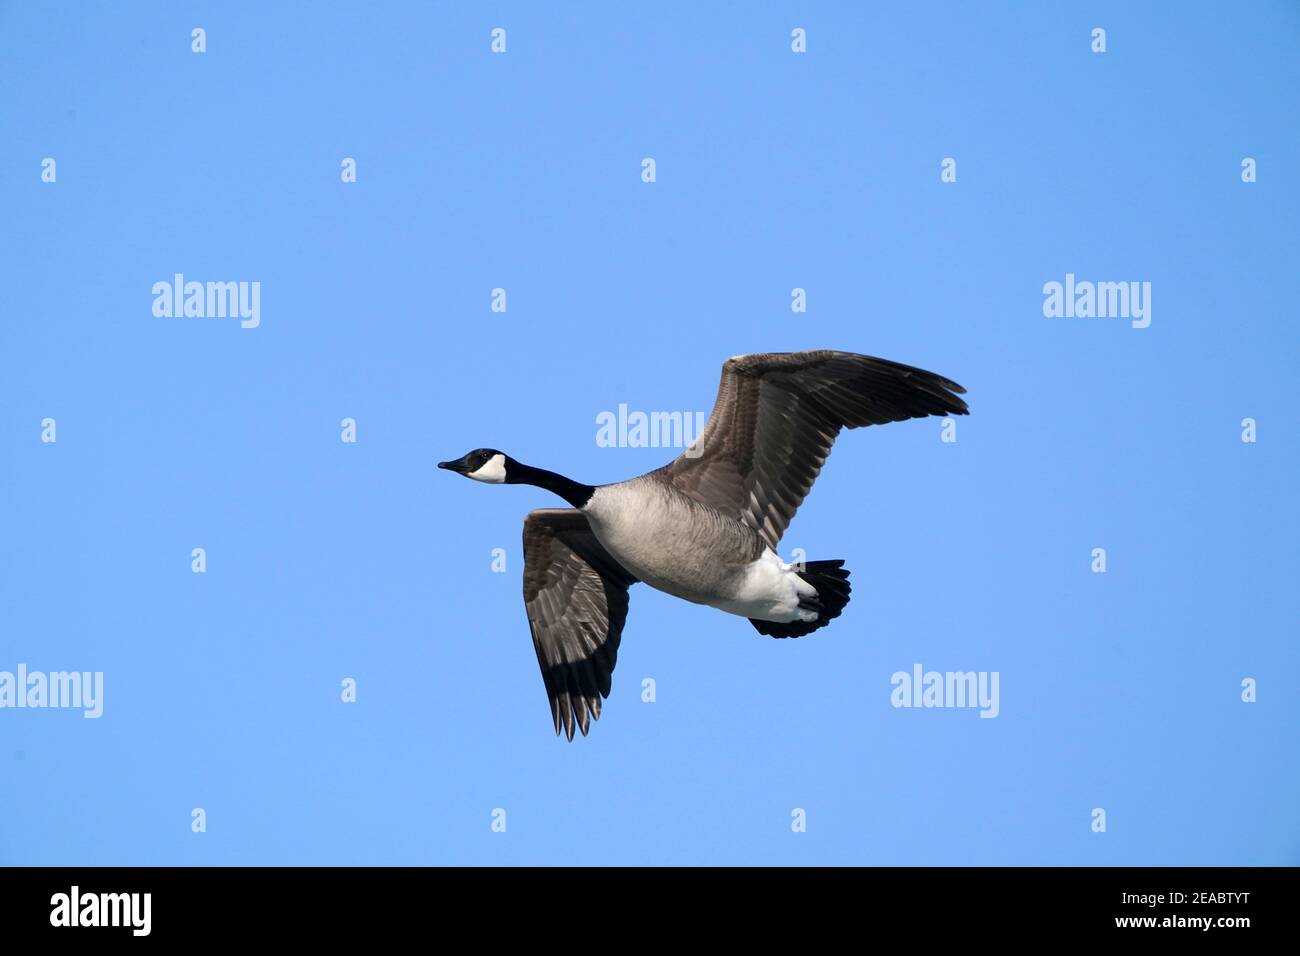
[708,548,820,623]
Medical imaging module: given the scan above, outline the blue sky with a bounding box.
[1,1,1297,865]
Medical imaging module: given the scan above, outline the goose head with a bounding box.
[438,448,512,483]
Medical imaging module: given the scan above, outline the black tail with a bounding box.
[749,560,852,639]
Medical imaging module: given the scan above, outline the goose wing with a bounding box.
[665,350,968,550]
[522,508,638,740]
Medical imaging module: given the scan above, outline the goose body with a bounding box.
[440,350,968,740]
[583,478,763,604]
[583,478,820,623]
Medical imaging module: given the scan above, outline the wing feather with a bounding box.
[666,350,968,549]
[522,508,637,740]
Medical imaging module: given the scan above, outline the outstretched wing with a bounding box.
[665,351,968,550]
[522,508,638,740]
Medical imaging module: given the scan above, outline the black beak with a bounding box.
[438,458,471,474]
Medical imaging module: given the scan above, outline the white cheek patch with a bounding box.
[468,453,507,483]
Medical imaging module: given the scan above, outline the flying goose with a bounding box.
[440,350,968,740]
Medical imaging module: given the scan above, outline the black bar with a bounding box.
[0,866,1282,941]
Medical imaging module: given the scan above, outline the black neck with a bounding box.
[508,462,595,509]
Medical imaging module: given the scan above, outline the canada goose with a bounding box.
[440,350,968,740]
